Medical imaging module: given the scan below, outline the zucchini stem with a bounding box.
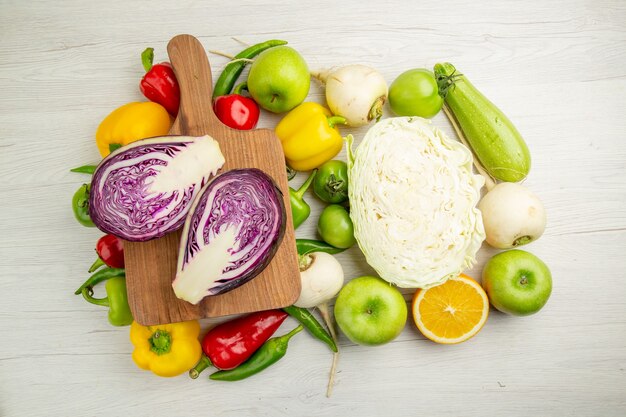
[442,104,496,191]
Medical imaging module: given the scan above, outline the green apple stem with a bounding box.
[327,116,347,129]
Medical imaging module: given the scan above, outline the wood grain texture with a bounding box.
[1,0,625,416]
[124,35,300,324]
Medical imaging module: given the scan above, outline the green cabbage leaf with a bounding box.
[348,117,485,288]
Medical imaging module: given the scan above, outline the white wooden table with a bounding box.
[1,1,625,416]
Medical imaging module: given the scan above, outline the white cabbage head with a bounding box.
[348,117,485,288]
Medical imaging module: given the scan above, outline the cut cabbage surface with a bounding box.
[348,117,485,288]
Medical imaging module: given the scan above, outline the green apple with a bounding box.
[334,276,407,346]
[247,46,310,113]
[482,250,552,316]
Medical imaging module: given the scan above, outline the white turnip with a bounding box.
[295,252,344,308]
[478,182,546,249]
[312,65,388,127]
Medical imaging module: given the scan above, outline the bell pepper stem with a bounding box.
[149,329,172,355]
[141,47,154,73]
[327,116,347,129]
[189,354,213,379]
[233,82,248,95]
[109,143,122,153]
[88,257,105,273]
[81,287,110,307]
[293,169,317,200]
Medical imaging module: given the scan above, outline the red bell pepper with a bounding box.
[88,234,125,272]
[139,47,180,117]
[213,82,260,130]
[189,309,288,378]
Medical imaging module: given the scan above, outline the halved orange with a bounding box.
[412,274,489,344]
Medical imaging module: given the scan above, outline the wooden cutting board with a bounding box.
[124,34,301,325]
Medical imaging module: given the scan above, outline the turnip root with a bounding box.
[294,252,344,397]
[312,65,388,127]
[478,182,546,249]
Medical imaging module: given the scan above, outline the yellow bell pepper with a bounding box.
[130,320,202,378]
[96,102,172,157]
[275,102,346,171]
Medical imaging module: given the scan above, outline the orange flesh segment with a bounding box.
[413,274,488,344]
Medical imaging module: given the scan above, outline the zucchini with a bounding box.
[434,62,530,182]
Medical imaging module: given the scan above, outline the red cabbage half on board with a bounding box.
[89,135,225,241]
[172,168,286,305]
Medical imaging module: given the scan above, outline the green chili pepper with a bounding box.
[81,276,133,326]
[209,325,303,381]
[72,183,95,227]
[74,267,126,295]
[212,39,288,99]
[70,165,97,174]
[282,305,337,352]
[296,239,346,256]
[289,169,317,229]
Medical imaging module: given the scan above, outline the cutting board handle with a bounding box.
[167,34,221,132]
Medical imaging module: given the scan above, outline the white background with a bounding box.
[1,0,625,416]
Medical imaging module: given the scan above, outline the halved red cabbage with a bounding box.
[89,135,225,241]
[173,168,286,304]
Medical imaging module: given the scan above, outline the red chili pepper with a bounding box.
[213,82,260,130]
[88,234,125,272]
[189,309,288,378]
[139,47,180,116]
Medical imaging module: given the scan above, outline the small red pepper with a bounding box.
[139,47,180,117]
[189,309,288,378]
[88,234,125,272]
[213,82,260,130]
